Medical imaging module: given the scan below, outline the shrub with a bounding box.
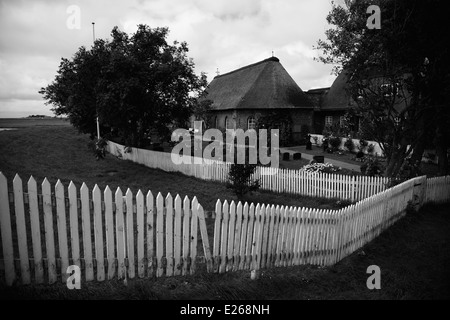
[312,136,319,145]
[329,136,341,152]
[344,138,355,152]
[282,152,290,161]
[356,150,365,159]
[226,164,260,198]
[358,139,369,152]
[367,143,375,155]
[360,157,384,176]
[293,153,302,160]
[88,137,108,160]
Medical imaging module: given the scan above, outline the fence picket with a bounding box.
[42,178,57,284]
[104,186,115,279]
[251,204,262,272]
[174,195,183,276]
[80,183,94,281]
[55,180,69,283]
[126,189,135,279]
[233,202,243,271]
[0,173,15,285]
[146,191,155,277]
[27,176,43,283]
[13,175,30,284]
[198,204,213,272]
[115,187,126,280]
[219,200,229,273]
[136,190,145,278]
[238,203,249,270]
[156,193,164,277]
[93,185,105,281]
[226,201,236,272]
[182,196,191,276]
[190,197,199,275]
[165,193,174,277]
[244,203,255,270]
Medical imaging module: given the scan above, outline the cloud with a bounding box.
[0,0,337,117]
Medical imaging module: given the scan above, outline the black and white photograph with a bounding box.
[0,0,449,307]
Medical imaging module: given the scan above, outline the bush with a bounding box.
[360,157,384,176]
[367,143,375,155]
[282,152,290,161]
[293,153,302,160]
[356,151,365,159]
[88,137,108,160]
[344,138,355,152]
[226,164,260,198]
[312,136,319,145]
[358,139,369,152]
[329,136,341,152]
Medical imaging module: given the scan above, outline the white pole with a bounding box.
[92,22,100,139]
[97,116,100,139]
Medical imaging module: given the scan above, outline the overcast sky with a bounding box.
[0,0,339,118]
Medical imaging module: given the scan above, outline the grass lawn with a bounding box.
[1,202,448,300]
[0,118,448,300]
[0,118,344,213]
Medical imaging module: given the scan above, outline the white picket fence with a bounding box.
[209,175,449,274]
[107,141,389,201]
[1,172,448,286]
[426,175,450,204]
[0,173,211,286]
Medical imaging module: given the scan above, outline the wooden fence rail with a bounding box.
[107,141,389,201]
[0,172,211,286]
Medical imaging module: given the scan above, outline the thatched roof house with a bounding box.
[308,71,353,133]
[200,57,314,144]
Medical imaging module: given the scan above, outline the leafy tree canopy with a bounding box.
[315,0,450,177]
[40,25,208,147]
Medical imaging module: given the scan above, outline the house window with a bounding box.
[248,116,256,130]
[225,117,231,130]
[339,116,345,127]
[325,116,333,127]
[380,83,400,97]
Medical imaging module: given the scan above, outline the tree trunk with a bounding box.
[435,130,449,175]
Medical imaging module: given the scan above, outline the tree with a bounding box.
[315,0,450,177]
[40,25,208,147]
[192,99,213,129]
[227,164,260,198]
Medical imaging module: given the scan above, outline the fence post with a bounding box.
[351,176,355,202]
[412,175,427,211]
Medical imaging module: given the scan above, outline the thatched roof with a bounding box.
[203,57,313,110]
[305,87,330,110]
[320,70,410,112]
[320,71,352,110]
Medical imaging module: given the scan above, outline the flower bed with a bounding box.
[301,162,342,174]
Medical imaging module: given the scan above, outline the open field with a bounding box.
[0,117,69,128]
[0,118,345,212]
